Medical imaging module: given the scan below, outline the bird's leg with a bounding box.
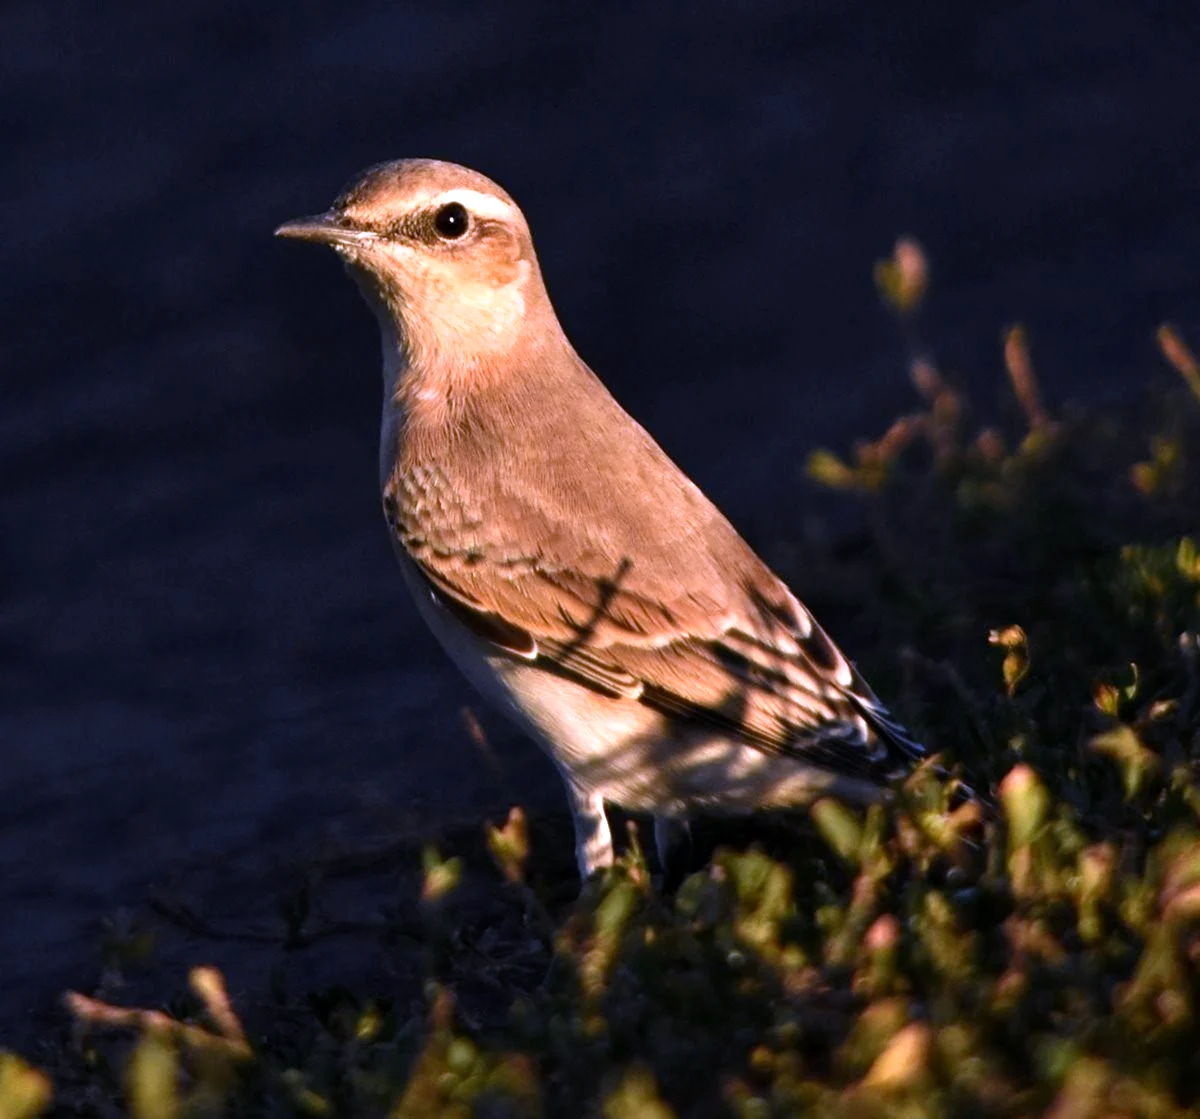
[653,815,693,888]
[565,782,613,879]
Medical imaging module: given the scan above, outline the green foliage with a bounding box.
[37,269,1200,1117]
[0,1053,53,1119]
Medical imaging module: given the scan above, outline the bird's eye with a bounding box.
[433,201,469,239]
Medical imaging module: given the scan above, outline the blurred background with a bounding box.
[3,0,1198,1043]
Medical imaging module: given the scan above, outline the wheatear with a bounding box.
[277,159,924,880]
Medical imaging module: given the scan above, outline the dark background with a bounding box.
[3,1,1198,1044]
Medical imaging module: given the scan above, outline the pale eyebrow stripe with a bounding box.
[430,188,518,223]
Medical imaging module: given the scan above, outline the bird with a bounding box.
[276,159,925,881]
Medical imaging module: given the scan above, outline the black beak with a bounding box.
[274,213,375,249]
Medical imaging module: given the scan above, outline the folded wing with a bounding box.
[406,538,924,786]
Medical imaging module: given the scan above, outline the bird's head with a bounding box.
[277,160,557,381]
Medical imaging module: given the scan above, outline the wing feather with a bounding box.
[407,545,923,785]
